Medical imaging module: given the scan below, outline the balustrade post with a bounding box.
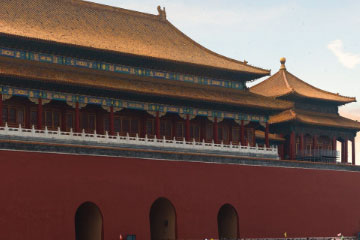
[75,102,80,133]
[352,138,356,165]
[185,114,190,142]
[109,106,114,136]
[0,93,3,126]
[37,98,43,130]
[213,117,218,144]
[265,122,269,148]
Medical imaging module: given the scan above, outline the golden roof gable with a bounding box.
[250,58,356,104]
[0,0,269,75]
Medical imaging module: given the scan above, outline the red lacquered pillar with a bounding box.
[0,93,3,126]
[299,133,304,157]
[312,135,317,159]
[171,118,176,140]
[229,125,233,144]
[240,120,245,146]
[185,114,190,141]
[332,136,337,151]
[25,103,30,129]
[37,98,43,130]
[265,122,269,148]
[289,131,296,160]
[141,114,147,138]
[352,138,356,165]
[344,138,348,163]
[155,111,160,138]
[61,106,66,131]
[341,141,345,163]
[109,106,114,135]
[213,117,218,144]
[75,102,80,132]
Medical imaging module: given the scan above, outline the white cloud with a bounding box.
[327,40,360,69]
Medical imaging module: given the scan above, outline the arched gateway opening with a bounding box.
[150,198,177,240]
[75,202,103,240]
[217,204,239,240]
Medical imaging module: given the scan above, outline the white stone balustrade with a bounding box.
[0,123,279,159]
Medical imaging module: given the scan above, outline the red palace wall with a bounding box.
[1,149,360,239]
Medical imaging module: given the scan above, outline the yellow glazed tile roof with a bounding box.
[0,0,269,75]
[255,130,285,142]
[0,56,292,111]
[250,58,355,104]
[269,109,360,130]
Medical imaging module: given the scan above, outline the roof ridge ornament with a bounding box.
[157,6,167,21]
[280,57,286,70]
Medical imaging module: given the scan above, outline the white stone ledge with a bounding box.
[0,124,279,159]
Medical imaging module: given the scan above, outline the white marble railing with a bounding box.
[0,124,279,158]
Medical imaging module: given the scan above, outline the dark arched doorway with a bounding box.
[75,202,103,240]
[150,198,176,240]
[217,204,239,240]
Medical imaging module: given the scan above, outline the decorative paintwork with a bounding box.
[0,47,245,90]
[0,85,268,123]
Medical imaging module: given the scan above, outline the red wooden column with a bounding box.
[185,114,190,141]
[341,141,345,163]
[0,93,3,126]
[171,118,176,140]
[289,131,296,160]
[240,120,245,146]
[141,117,147,138]
[155,111,160,138]
[200,118,205,142]
[25,103,31,129]
[299,133,304,157]
[352,138,356,165]
[229,125,233,144]
[75,102,80,133]
[61,106,66,131]
[265,122,269,148]
[213,117,218,144]
[344,138,348,163]
[312,135,318,159]
[109,106,114,135]
[332,136,337,151]
[37,98,43,130]
[96,110,103,134]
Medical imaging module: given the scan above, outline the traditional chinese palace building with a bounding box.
[1,1,360,240]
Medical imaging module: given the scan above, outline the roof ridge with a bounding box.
[289,109,297,118]
[73,0,270,75]
[282,70,293,92]
[285,70,356,101]
[164,21,270,75]
[70,0,162,21]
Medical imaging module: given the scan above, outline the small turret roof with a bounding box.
[250,58,356,104]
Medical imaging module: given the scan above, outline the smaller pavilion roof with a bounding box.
[250,58,356,105]
[269,109,360,130]
[255,130,285,142]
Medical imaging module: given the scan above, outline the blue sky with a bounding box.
[89,0,360,160]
